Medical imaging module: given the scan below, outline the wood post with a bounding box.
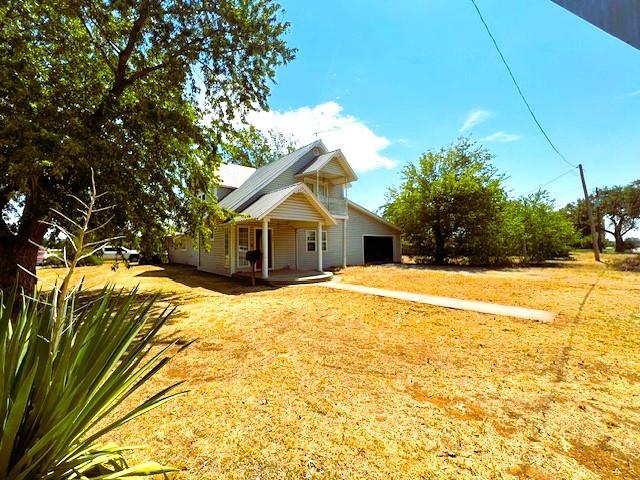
[578,164,601,262]
[317,221,323,272]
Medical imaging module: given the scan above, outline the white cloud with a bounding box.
[245,101,395,172]
[481,131,521,143]
[628,89,640,97]
[460,109,492,132]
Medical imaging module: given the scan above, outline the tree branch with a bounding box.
[126,62,167,84]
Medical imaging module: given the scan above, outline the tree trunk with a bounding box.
[0,216,47,294]
[614,224,626,252]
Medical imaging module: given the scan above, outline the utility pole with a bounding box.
[578,163,601,262]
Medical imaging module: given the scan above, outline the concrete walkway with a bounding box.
[319,281,555,322]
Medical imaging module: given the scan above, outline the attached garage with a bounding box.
[363,235,394,263]
[345,201,402,265]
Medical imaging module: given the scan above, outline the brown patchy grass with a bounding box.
[38,253,640,479]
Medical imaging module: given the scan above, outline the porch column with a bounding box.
[262,217,269,279]
[342,218,347,268]
[317,221,323,272]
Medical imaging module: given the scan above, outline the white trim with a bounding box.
[361,234,396,264]
[295,149,358,183]
[237,226,250,268]
[255,226,274,271]
[305,229,327,253]
[347,200,401,232]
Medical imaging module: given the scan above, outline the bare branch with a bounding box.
[84,235,124,248]
[51,208,82,229]
[68,194,89,209]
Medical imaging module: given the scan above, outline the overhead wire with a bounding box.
[468,0,577,170]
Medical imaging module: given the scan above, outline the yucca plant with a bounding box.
[0,172,188,479]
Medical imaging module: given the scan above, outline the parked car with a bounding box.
[36,247,47,266]
[99,245,140,262]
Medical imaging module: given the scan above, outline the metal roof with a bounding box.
[216,163,256,189]
[238,183,336,225]
[219,140,326,212]
[296,149,358,182]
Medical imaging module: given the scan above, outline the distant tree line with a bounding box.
[383,139,578,265]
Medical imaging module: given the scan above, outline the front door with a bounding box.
[255,228,273,270]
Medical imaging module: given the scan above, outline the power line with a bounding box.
[525,167,578,195]
[469,0,577,169]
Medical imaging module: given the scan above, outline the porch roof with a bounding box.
[237,183,337,225]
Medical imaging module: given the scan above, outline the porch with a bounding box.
[229,182,342,281]
[232,268,333,286]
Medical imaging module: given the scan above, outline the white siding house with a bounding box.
[168,140,401,278]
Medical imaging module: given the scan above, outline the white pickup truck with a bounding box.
[99,245,140,262]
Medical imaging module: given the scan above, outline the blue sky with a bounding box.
[251,0,639,213]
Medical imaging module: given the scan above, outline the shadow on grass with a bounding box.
[134,263,279,295]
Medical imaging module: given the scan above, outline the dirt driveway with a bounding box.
[39,255,640,479]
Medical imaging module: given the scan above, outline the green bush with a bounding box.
[77,253,104,266]
[0,284,188,479]
[42,255,64,268]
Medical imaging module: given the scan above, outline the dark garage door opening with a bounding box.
[363,236,394,263]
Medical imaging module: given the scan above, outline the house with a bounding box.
[167,140,401,280]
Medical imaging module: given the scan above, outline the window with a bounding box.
[306,230,316,252]
[304,181,315,194]
[306,230,327,252]
[319,182,328,198]
[224,229,229,266]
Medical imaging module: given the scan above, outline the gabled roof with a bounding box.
[219,140,327,212]
[347,200,401,231]
[238,183,336,225]
[216,163,256,189]
[296,149,358,182]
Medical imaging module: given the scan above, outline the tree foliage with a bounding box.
[221,125,298,168]
[384,139,506,264]
[384,139,578,265]
[595,181,640,252]
[0,0,295,290]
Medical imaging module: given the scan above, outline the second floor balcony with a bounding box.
[318,194,347,216]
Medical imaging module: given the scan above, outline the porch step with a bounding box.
[233,270,333,286]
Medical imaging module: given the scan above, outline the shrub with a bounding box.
[43,255,64,268]
[77,253,104,266]
[0,284,187,479]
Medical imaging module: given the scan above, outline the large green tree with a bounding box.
[221,125,297,168]
[595,181,640,252]
[0,0,295,290]
[383,139,506,264]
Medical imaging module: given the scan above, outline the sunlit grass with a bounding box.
[38,253,640,479]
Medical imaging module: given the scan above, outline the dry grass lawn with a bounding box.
[38,252,640,479]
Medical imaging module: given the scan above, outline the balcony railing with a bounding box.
[318,195,347,216]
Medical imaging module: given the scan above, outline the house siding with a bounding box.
[272,225,297,270]
[295,220,345,270]
[269,193,324,223]
[322,158,346,177]
[199,226,231,276]
[345,205,401,264]
[167,236,197,266]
